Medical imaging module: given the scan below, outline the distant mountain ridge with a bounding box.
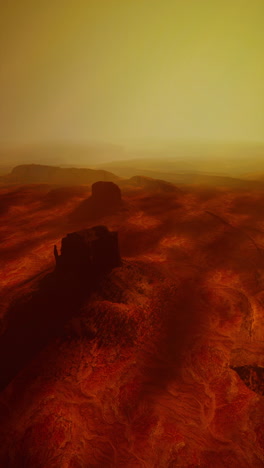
[0,164,120,185]
[96,164,264,189]
[1,162,264,190]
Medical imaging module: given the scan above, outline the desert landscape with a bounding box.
[0,160,263,467]
[1,0,263,465]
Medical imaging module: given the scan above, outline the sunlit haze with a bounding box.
[0,0,264,150]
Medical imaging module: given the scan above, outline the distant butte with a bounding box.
[70,180,123,221]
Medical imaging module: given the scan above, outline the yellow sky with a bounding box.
[0,0,263,146]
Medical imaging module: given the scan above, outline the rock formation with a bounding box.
[92,180,122,205]
[70,181,123,221]
[55,225,121,277]
[0,225,121,392]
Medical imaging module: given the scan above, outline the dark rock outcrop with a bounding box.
[55,225,121,277]
[232,365,264,396]
[70,181,123,221]
[0,225,121,392]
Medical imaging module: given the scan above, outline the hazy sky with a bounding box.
[0,0,263,146]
